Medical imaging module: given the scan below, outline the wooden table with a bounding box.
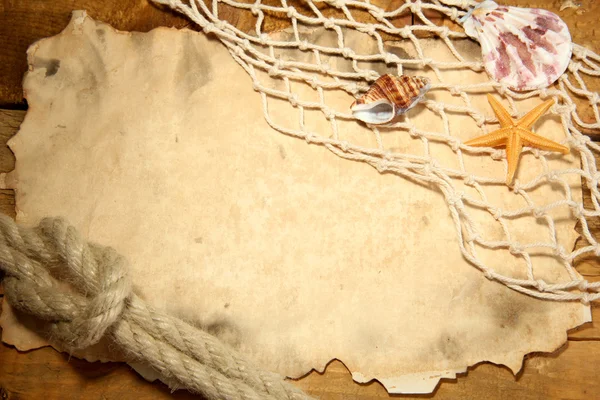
[1,0,600,398]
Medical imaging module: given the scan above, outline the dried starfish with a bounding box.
[465,94,569,185]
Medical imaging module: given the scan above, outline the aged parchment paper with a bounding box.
[0,11,591,394]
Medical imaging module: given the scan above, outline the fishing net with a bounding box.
[153,0,600,302]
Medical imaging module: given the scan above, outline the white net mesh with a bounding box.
[154,0,600,302]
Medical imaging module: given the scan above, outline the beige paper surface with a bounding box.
[0,11,590,394]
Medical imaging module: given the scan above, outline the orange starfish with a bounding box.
[465,94,570,185]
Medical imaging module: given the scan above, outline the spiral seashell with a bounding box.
[460,0,572,91]
[350,74,431,125]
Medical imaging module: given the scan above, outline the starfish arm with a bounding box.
[516,127,570,154]
[505,132,524,185]
[487,94,514,128]
[464,127,511,148]
[517,99,555,130]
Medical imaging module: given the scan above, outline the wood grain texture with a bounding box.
[1,341,600,400]
[1,0,600,399]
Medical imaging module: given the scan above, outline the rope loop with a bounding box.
[0,214,311,400]
[0,216,132,350]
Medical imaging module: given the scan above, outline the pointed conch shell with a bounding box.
[460,0,572,91]
[350,74,431,125]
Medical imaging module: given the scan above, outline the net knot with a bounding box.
[471,112,486,127]
[572,135,591,150]
[376,160,390,172]
[466,231,480,243]
[421,58,434,67]
[323,109,336,120]
[371,10,385,20]
[298,40,309,51]
[483,269,494,280]
[553,245,568,259]
[214,20,226,30]
[573,46,589,59]
[358,25,377,36]
[553,102,576,115]
[509,244,523,256]
[438,26,450,38]
[594,245,600,257]
[305,133,316,144]
[344,82,359,95]
[428,101,445,115]
[423,159,439,175]
[464,175,476,186]
[547,172,560,182]
[571,202,584,219]
[327,0,346,8]
[340,141,350,152]
[234,45,246,57]
[450,8,459,21]
[324,18,336,29]
[591,92,600,105]
[535,279,548,292]
[288,93,299,107]
[342,47,355,58]
[490,149,503,161]
[286,6,298,18]
[268,65,281,77]
[203,22,216,34]
[448,192,464,209]
[491,207,503,220]
[309,77,320,90]
[250,4,261,15]
[512,180,522,193]
[408,126,419,138]
[532,208,545,219]
[450,139,461,152]
[582,293,591,305]
[449,86,461,96]
[495,86,507,97]
[384,53,397,65]
[577,280,589,292]
[568,61,582,73]
[398,27,410,39]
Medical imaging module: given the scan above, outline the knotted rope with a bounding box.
[0,214,311,400]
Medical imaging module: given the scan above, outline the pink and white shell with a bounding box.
[461,0,572,91]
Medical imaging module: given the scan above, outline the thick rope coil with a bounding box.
[0,214,311,400]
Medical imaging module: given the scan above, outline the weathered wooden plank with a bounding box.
[295,343,600,399]
[0,109,19,173]
[0,343,203,400]
[1,341,599,400]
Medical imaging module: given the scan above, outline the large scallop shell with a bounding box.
[460,0,572,91]
[350,74,430,125]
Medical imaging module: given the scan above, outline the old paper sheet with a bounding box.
[0,11,591,394]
